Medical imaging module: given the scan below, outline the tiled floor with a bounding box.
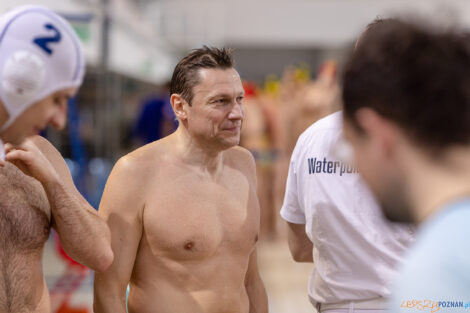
[43,237,316,313]
[258,241,316,313]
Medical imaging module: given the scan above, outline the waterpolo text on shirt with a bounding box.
[307,157,359,176]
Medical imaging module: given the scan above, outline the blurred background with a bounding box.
[2,0,469,312]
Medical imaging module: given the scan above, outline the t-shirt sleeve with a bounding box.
[280,145,306,224]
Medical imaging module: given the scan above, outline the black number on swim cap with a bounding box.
[33,23,62,55]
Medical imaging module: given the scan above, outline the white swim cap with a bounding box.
[0,5,85,131]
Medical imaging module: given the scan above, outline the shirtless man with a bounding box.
[0,5,113,312]
[94,46,268,313]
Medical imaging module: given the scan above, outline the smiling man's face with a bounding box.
[185,68,245,150]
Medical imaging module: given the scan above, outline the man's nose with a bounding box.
[49,105,67,130]
[229,102,244,120]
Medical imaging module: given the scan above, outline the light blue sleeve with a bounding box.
[390,208,470,313]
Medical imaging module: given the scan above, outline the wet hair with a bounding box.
[342,19,470,151]
[170,46,234,105]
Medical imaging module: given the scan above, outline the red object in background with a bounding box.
[57,303,89,313]
[50,231,90,313]
[317,60,337,85]
[54,231,86,269]
[243,81,258,98]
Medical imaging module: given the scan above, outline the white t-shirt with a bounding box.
[280,111,414,304]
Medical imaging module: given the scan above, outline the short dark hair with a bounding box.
[356,17,399,48]
[170,46,234,105]
[343,19,470,151]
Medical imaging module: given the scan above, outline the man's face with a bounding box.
[186,68,245,149]
[343,113,414,223]
[2,87,76,145]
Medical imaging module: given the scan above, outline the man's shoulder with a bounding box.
[419,200,470,238]
[225,146,256,178]
[227,145,254,160]
[226,146,255,167]
[302,110,342,138]
[421,201,470,251]
[393,208,470,304]
[113,141,168,179]
[30,135,60,159]
[404,203,470,272]
[294,111,343,155]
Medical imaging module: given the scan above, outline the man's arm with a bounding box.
[237,147,268,313]
[287,222,313,262]
[245,249,268,313]
[5,136,113,271]
[279,139,313,263]
[93,156,145,313]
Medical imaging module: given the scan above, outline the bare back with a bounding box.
[0,163,51,313]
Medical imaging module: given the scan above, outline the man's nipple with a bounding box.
[184,241,195,251]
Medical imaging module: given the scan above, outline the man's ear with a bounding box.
[170,94,188,121]
[355,107,398,159]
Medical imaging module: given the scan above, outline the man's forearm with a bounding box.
[290,248,313,263]
[43,179,113,271]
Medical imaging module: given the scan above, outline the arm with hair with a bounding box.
[5,136,113,271]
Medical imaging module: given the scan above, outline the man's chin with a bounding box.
[218,137,240,149]
[380,200,415,224]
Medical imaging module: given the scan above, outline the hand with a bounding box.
[5,139,60,185]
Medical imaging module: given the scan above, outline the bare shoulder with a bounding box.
[227,145,255,164]
[226,146,256,183]
[30,135,61,160]
[113,145,154,180]
[29,135,77,189]
[101,140,171,218]
[109,140,170,187]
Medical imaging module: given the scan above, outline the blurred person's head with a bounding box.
[170,46,245,150]
[342,19,470,223]
[0,5,85,145]
[355,17,399,49]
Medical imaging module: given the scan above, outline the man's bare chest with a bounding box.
[0,164,51,251]
[142,170,260,260]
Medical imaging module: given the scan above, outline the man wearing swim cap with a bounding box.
[0,5,113,312]
[94,47,268,313]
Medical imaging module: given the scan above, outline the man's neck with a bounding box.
[174,126,225,176]
[404,146,470,224]
[0,100,7,131]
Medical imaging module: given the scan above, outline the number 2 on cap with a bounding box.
[33,23,62,55]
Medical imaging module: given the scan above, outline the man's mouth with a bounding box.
[223,126,239,132]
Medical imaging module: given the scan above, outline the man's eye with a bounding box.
[237,96,244,102]
[55,96,68,106]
